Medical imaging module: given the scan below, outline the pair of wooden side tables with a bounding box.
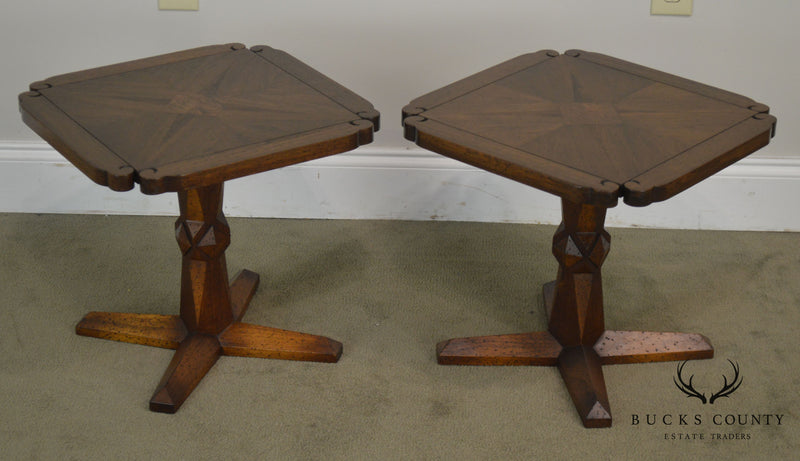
[19,44,776,427]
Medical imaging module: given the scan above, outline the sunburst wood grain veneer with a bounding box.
[403,49,775,428]
[20,43,379,413]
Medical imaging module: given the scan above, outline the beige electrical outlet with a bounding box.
[651,0,692,16]
[159,0,198,11]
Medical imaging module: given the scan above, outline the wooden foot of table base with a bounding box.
[436,279,713,428]
[438,200,715,427]
[436,330,713,366]
[437,329,712,427]
[76,269,342,413]
[558,346,611,428]
[150,332,222,413]
[436,331,561,366]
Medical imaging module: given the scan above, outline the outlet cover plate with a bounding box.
[159,0,198,11]
[651,0,692,16]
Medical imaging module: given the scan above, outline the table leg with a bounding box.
[75,183,342,413]
[436,199,713,427]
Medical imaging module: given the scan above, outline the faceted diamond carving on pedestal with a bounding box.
[553,235,583,268]
[175,221,205,254]
[176,227,191,254]
[175,219,230,259]
[589,233,611,267]
[197,223,229,259]
[553,229,610,270]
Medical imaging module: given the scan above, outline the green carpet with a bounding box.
[1,214,797,459]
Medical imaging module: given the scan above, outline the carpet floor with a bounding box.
[1,213,797,459]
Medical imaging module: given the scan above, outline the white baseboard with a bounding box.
[1,141,799,231]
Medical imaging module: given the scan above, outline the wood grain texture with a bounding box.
[75,184,341,413]
[176,184,233,334]
[36,44,244,88]
[18,91,135,191]
[403,50,775,206]
[594,330,713,364]
[570,50,759,109]
[219,323,343,362]
[229,269,260,321]
[547,201,609,347]
[436,331,561,366]
[23,45,371,413]
[436,199,715,427]
[19,44,379,194]
[149,333,223,413]
[252,45,380,129]
[558,346,611,428]
[412,50,771,427]
[403,115,620,207]
[403,50,557,117]
[75,312,187,349]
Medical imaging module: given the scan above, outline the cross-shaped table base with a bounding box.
[436,199,713,427]
[75,184,342,413]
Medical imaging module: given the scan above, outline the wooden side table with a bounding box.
[402,49,775,427]
[19,43,379,413]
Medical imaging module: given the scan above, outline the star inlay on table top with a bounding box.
[403,49,775,206]
[20,43,379,194]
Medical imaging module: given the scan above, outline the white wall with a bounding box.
[2,1,799,230]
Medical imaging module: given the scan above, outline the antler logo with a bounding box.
[673,360,743,404]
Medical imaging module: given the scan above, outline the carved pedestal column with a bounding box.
[546,200,613,427]
[175,184,234,335]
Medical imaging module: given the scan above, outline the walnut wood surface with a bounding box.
[403,49,775,206]
[436,331,562,366]
[436,200,713,428]
[19,44,379,194]
[22,45,374,413]
[75,184,343,413]
[76,312,187,349]
[409,51,770,427]
[558,346,611,428]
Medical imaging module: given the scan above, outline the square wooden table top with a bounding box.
[403,49,775,207]
[20,43,379,194]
